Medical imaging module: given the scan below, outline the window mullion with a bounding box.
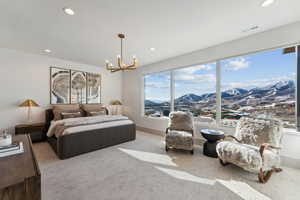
[170,71,175,112]
[297,46,300,131]
[216,61,222,125]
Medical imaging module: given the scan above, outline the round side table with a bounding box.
[200,129,225,158]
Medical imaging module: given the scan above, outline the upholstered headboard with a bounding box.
[45,109,54,132]
[44,107,109,132]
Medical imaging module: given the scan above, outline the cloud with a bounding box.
[225,57,249,71]
[222,74,296,90]
[145,82,170,89]
[175,73,215,83]
[178,64,212,74]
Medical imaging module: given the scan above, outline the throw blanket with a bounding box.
[47,115,129,137]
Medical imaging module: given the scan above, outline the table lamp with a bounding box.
[109,100,122,115]
[19,99,39,123]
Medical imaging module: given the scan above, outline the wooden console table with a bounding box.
[0,135,41,200]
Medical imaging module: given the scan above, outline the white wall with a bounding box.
[0,48,122,133]
[122,21,300,164]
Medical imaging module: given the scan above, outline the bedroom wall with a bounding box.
[0,48,122,133]
[122,21,300,167]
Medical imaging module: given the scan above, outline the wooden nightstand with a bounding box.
[15,122,46,143]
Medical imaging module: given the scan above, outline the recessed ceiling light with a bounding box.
[261,0,274,7]
[63,7,75,15]
[44,49,51,53]
[150,47,156,51]
[242,26,259,33]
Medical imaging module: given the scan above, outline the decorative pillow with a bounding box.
[61,112,82,119]
[88,111,106,116]
[53,104,82,121]
[168,111,194,131]
[80,104,107,116]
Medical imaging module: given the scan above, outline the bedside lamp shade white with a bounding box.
[109,100,122,115]
[19,99,39,123]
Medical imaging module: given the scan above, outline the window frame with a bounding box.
[142,45,299,130]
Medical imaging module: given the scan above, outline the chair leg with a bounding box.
[165,145,169,152]
[219,159,229,166]
[274,168,282,173]
[258,167,282,183]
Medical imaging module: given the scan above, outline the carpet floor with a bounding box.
[33,131,300,200]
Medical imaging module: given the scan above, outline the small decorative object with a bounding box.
[105,33,138,72]
[109,100,122,115]
[71,70,87,104]
[0,130,12,147]
[19,99,39,123]
[50,67,71,104]
[87,73,101,103]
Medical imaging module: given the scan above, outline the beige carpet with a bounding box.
[33,131,300,200]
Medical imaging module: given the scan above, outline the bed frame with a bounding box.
[45,109,136,159]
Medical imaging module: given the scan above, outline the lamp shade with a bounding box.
[19,99,39,107]
[109,100,122,105]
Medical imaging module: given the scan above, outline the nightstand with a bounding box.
[15,122,46,142]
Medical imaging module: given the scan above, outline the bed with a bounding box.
[45,108,136,159]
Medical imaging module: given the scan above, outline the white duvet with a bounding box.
[47,115,132,137]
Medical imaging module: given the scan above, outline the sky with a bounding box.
[145,48,296,101]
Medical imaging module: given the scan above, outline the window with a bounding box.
[144,71,171,117]
[221,48,296,128]
[174,63,216,117]
[143,46,298,129]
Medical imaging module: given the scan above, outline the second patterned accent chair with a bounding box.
[165,111,194,154]
[216,117,284,183]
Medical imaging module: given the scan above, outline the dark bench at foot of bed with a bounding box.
[47,123,136,159]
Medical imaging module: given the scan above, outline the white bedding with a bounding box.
[47,115,133,138]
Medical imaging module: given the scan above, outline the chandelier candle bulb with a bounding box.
[105,33,138,72]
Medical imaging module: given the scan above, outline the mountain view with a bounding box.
[145,80,295,127]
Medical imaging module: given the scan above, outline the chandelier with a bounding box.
[105,33,138,72]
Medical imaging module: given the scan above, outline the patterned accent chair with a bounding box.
[165,111,194,154]
[216,117,283,183]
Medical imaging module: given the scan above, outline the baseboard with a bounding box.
[136,126,164,136]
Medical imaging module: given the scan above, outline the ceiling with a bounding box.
[0,0,300,67]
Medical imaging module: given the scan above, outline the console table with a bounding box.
[0,135,41,200]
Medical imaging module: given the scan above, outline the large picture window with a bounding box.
[143,46,298,129]
[144,71,171,117]
[221,48,296,128]
[174,63,216,117]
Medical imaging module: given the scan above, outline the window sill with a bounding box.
[142,116,169,120]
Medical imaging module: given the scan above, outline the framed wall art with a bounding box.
[50,67,71,104]
[87,73,101,103]
[50,67,101,104]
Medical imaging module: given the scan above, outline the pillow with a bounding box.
[53,104,82,121]
[88,110,106,116]
[80,104,107,116]
[61,112,82,119]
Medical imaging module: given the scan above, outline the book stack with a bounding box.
[0,142,24,158]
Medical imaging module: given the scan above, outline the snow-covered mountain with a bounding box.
[145,80,295,106]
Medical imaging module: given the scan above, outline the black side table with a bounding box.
[200,129,225,158]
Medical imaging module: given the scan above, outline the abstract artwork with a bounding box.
[71,70,87,104]
[87,73,101,103]
[50,67,70,104]
[50,67,101,104]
